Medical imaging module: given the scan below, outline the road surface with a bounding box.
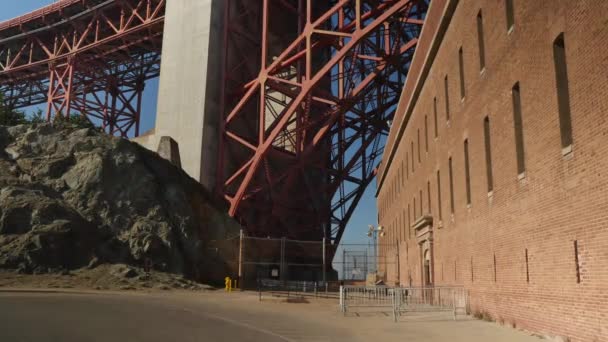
[0,290,542,342]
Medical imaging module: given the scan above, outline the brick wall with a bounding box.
[376,1,608,341]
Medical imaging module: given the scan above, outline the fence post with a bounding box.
[238,229,244,290]
[339,285,345,315]
[322,237,327,285]
[280,237,286,281]
[258,278,262,302]
[392,289,398,322]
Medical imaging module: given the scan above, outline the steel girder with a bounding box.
[219,0,428,246]
[0,0,165,137]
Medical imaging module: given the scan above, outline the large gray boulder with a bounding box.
[0,124,240,280]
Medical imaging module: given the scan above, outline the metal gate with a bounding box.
[340,286,467,322]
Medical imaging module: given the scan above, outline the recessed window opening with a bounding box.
[470,257,474,282]
[553,33,573,150]
[493,253,497,282]
[444,75,450,121]
[407,204,411,236]
[411,142,415,172]
[406,153,409,179]
[424,115,429,152]
[574,240,581,283]
[427,181,432,214]
[433,97,439,137]
[458,47,466,99]
[449,157,455,214]
[419,189,423,216]
[477,11,486,71]
[402,211,406,240]
[525,248,530,283]
[484,116,494,192]
[506,0,515,32]
[464,139,472,205]
[413,197,417,221]
[417,129,421,162]
[512,82,526,175]
[436,170,443,220]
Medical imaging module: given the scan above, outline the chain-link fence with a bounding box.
[333,243,398,284]
[208,232,397,289]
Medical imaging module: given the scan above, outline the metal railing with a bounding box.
[340,286,467,322]
[257,279,340,301]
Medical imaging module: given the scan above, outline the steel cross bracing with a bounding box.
[0,0,165,137]
[219,0,428,246]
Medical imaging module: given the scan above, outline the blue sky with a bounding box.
[1,1,380,248]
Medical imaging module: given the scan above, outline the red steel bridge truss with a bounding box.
[0,0,165,137]
[219,0,427,245]
[0,0,428,246]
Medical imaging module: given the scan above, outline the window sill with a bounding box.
[507,26,514,35]
[518,172,526,182]
[562,144,573,157]
[487,191,494,198]
[480,67,486,76]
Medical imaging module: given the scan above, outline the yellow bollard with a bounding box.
[225,276,231,292]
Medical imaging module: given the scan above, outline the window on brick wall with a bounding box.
[402,211,406,240]
[553,33,573,150]
[506,0,515,32]
[449,157,455,214]
[427,180,432,214]
[411,142,415,172]
[464,139,472,205]
[437,170,443,220]
[406,152,409,179]
[477,11,486,71]
[417,129,421,162]
[396,172,399,195]
[459,47,466,99]
[444,75,450,121]
[484,116,494,192]
[397,213,403,241]
[512,82,526,175]
[424,115,429,152]
[419,189,423,216]
[433,97,439,137]
[413,196,417,221]
[407,203,411,235]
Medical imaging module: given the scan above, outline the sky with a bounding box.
[1,1,380,249]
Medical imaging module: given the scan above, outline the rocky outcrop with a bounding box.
[0,124,240,280]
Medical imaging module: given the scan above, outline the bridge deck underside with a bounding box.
[0,0,165,137]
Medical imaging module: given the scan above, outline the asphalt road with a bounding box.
[0,290,543,342]
[0,291,334,342]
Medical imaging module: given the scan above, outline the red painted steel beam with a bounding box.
[0,0,165,137]
[219,0,428,245]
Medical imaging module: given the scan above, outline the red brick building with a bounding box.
[375,1,608,341]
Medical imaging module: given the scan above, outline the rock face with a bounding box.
[0,124,240,280]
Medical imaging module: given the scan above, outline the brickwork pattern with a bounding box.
[377,1,608,341]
